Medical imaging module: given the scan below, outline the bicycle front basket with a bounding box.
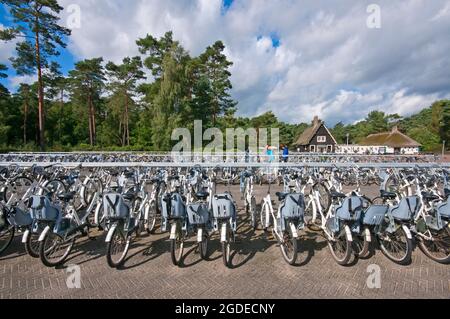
[280,193,305,219]
[336,196,364,221]
[29,196,60,222]
[362,205,388,226]
[437,198,450,218]
[389,196,420,221]
[8,206,32,227]
[162,193,186,220]
[103,193,129,219]
[212,194,236,219]
[187,203,210,225]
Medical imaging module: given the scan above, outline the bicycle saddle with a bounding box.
[380,190,397,199]
[330,191,346,199]
[243,171,253,178]
[421,192,440,201]
[275,192,289,201]
[168,175,180,181]
[195,191,209,201]
[57,192,76,202]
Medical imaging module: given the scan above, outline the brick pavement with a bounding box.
[0,184,449,299]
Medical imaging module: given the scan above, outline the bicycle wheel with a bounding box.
[304,198,321,231]
[418,226,450,264]
[250,196,257,230]
[25,230,41,258]
[45,179,67,201]
[4,176,33,203]
[39,232,75,267]
[199,228,209,260]
[260,201,267,230]
[378,226,412,265]
[170,222,184,266]
[83,179,102,207]
[0,224,14,255]
[146,201,157,234]
[280,228,298,265]
[352,229,371,259]
[221,223,233,268]
[106,226,131,268]
[315,182,331,213]
[328,226,353,266]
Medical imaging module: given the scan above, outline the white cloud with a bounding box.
[4,0,449,125]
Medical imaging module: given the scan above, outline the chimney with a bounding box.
[312,116,320,126]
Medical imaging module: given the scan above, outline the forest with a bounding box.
[0,0,448,153]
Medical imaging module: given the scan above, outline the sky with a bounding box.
[1,0,450,126]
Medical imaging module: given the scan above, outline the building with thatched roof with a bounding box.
[335,126,421,155]
[294,116,337,153]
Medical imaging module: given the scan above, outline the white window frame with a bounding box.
[310,145,316,152]
[317,136,326,143]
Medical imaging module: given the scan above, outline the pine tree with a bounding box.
[199,41,237,126]
[0,0,71,150]
[68,58,105,146]
[105,57,145,146]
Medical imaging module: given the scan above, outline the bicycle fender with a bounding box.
[80,185,86,206]
[290,222,298,238]
[402,225,412,240]
[169,223,177,240]
[105,224,118,243]
[344,225,353,242]
[86,192,98,213]
[21,229,30,243]
[220,223,228,243]
[197,227,203,243]
[38,226,51,242]
[364,227,372,242]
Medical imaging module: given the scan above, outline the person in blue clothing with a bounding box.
[265,144,276,163]
[282,145,289,162]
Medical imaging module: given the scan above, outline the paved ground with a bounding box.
[0,184,449,299]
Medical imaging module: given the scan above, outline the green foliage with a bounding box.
[0,1,446,154]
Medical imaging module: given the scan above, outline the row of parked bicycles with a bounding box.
[0,152,439,164]
[0,163,449,269]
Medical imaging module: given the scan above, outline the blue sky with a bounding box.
[1,0,449,125]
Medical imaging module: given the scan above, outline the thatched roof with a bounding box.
[359,126,421,148]
[294,116,335,146]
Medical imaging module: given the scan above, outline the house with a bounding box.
[335,126,421,155]
[294,116,337,153]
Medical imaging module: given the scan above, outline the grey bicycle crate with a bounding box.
[389,196,420,221]
[8,207,32,227]
[103,193,129,219]
[437,199,450,218]
[29,196,60,222]
[281,193,305,219]
[336,196,364,221]
[362,205,388,226]
[161,193,186,219]
[186,203,210,225]
[212,194,236,219]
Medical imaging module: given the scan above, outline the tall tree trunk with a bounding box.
[23,100,28,145]
[125,93,130,146]
[59,89,63,141]
[35,16,45,151]
[88,93,93,146]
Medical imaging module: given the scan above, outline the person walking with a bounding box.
[282,145,289,163]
